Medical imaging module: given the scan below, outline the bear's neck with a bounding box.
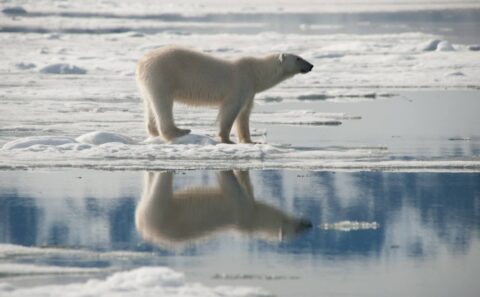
[245,55,291,93]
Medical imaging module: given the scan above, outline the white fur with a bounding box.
[136,45,310,143]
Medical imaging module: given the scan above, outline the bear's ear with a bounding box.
[278,53,285,63]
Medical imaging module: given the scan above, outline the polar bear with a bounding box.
[136,46,313,143]
[135,170,312,246]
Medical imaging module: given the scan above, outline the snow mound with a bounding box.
[2,136,76,150]
[420,39,455,52]
[0,267,272,297]
[319,221,380,231]
[436,41,455,51]
[421,39,442,51]
[76,131,134,145]
[39,63,87,75]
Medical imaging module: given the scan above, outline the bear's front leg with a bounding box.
[218,96,248,144]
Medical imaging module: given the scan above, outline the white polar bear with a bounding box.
[136,46,313,143]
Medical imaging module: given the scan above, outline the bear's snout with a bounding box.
[301,62,314,74]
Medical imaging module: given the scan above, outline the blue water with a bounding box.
[0,169,479,296]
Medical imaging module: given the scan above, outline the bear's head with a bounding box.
[279,53,314,75]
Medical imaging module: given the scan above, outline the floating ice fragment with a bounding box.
[2,136,76,150]
[40,63,87,75]
[76,131,134,145]
[319,221,380,231]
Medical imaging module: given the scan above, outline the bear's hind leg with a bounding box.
[149,92,191,141]
[145,101,160,137]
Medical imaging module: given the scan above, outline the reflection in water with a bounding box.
[135,171,312,247]
[0,170,478,258]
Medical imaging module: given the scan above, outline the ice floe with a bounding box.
[1,133,480,171]
[319,221,380,231]
[0,132,392,170]
[0,266,272,297]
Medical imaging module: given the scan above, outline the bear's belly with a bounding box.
[173,89,225,106]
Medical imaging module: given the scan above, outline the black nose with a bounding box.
[301,63,314,73]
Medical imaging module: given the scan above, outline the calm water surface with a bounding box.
[0,169,479,296]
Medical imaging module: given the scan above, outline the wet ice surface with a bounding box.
[1,90,479,171]
[0,169,479,297]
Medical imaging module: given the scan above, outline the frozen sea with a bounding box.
[1,0,480,296]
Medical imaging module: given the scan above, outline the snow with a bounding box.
[168,134,219,145]
[2,136,77,150]
[0,266,272,297]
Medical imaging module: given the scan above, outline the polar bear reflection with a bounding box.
[135,171,311,247]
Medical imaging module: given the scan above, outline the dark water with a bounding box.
[0,169,479,296]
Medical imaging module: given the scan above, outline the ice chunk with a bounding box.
[319,221,380,231]
[39,63,87,75]
[76,131,134,145]
[2,136,76,150]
